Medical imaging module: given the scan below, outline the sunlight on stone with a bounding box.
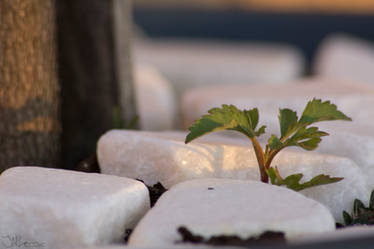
[221,145,259,180]
[174,143,216,176]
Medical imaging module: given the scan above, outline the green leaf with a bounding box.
[343,190,374,226]
[298,137,322,151]
[370,190,374,209]
[185,105,264,144]
[285,127,329,151]
[267,167,343,191]
[113,107,125,129]
[353,199,367,217]
[299,98,352,125]
[343,211,353,225]
[112,107,139,129]
[279,108,298,138]
[298,174,344,191]
[272,99,350,154]
[255,125,266,137]
[268,135,283,150]
[291,127,329,141]
[267,167,284,186]
[244,108,259,131]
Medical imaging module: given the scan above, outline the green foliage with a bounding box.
[185,98,351,191]
[299,99,352,125]
[343,190,374,226]
[185,105,266,143]
[267,167,343,192]
[113,107,125,129]
[112,107,139,130]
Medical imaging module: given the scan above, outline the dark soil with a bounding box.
[124,229,133,243]
[147,182,168,207]
[336,223,345,229]
[74,153,101,173]
[136,180,168,207]
[123,182,167,244]
[177,226,286,247]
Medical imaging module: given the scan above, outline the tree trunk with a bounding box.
[56,0,136,169]
[0,0,60,171]
[113,0,137,124]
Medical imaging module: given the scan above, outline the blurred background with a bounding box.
[134,0,374,64]
[2,0,374,171]
[131,0,374,130]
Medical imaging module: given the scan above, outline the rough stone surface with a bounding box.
[135,64,177,130]
[97,130,369,221]
[129,179,335,247]
[134,39,305,99]
[315,127,374,190]
[314,34,374,85]
[0,167,150,249]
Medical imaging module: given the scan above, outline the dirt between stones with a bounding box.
[177,226,286,247]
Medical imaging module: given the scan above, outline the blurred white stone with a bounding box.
[290,225,374,245]
[135,64,177,130]
[97,130,369,221]
[0,167,150,249]
[181,78,374,189]
[181,77,374,129]
[129,179,335,247]
[134,39,305,99]
[314,34,374,85]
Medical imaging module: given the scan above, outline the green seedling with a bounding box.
[185,98,351,191]
[343,190,374,226]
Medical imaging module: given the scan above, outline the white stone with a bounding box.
[97,130,369,221]
[134,39,305,99]
[313,127,374,190]
[129,179,335,247]
[290,225,374,245]
[314,34,374,85]
[135,64,177,130]
[0,167,150,249]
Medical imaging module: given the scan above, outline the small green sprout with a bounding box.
[185,99,351,191]
[343,190,374,226]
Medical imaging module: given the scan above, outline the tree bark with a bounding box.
[113,0,137,124]
[56,0,136,169]
[0,0,60,171]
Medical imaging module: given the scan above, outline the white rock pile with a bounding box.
[0,167,150,249]
[129,179,335,247]
[97,130,369,221]
[181,77,374,129]
[134,39,305,98]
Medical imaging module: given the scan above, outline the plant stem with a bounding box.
[250,137,268,183]
[264,149,282,170]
